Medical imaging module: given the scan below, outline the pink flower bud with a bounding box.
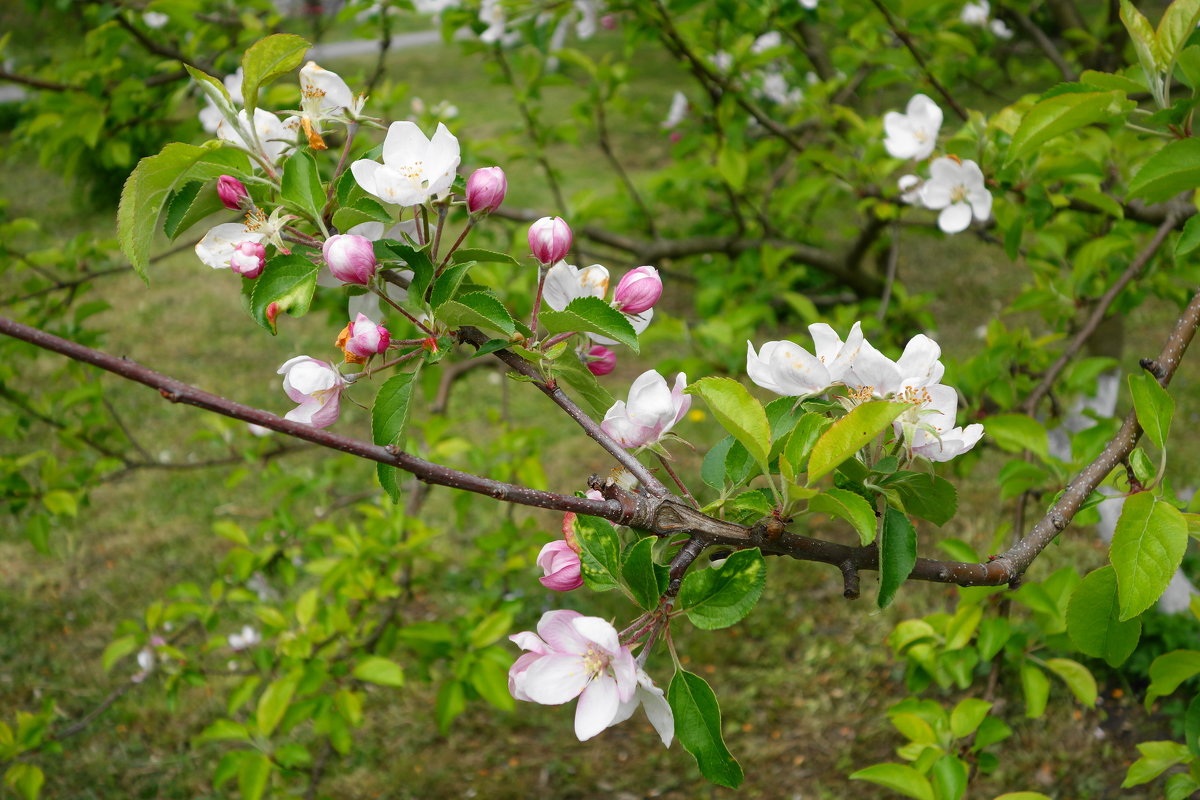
[537,540,583,591]
[230,240,266,278]
[613,266,662,315]
[600,13,617,30]
[323,234,377,285]
[585,345,616,376]
[343,313,391,358]
[217,175,249,210]
[466,166,507,215]
[528,216,572,266]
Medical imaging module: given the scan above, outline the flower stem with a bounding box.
[411,206,426,246]
[373,286,434,336]
[364,348,423,377]
[540,331,577,351]
[529,266,549,340]
[656,454,699,509]
[431,201,449,265]
[436,219,474,273]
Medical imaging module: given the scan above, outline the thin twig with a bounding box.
[867,0,969,121]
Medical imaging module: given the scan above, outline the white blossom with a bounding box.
[662,91,688,129]
[883,94,943,161]
[961,1,990,26]
[919,157,993,234]
[747,322,864,397]
[350,121,461,207]
[543,262,610,311]
[894,383,984,462]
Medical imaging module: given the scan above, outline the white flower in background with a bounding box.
[894,383,984,462]
[479,0,521,45]
[883,94,943,161]
[747,322,864,397]
[142,11,169,28]
[752,31,783,55]
[246,423,272,437]
[575,0,600,39]
[710,51,734,73]
[131,647,155,683]
[919,157,993,234]
[228,625,262,651]
[194,223,266,270]
[961,0,989,26]
[601,370,690,449]
[758,73,804,106]
[662,91,688,129]
[799,0,818,8]
[351,121,461,206]
[543,262,610,311]
[845,333,944,399]
[199,69,244,133]
[413,0,460,14]
[216,108,297,164]
[989,18,1014,38]
[604,667,674,747]
[898,174,923,205]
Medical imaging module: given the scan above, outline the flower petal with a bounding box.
[522,654,589,705]
[938,202,973,233]
[575,675,620,740]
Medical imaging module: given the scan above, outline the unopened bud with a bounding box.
[585,345,616,376]
[612,266,662,314]
[527,216,572,266]
[323,234,377,285]
[230,240,266,278]
[217,175,249,210]
[343,313,390,359]
[466,166,507,215]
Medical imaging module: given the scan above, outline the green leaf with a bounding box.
[280,150,325,223]
[1044,658,1098,707]
[783,413,833,477]
[1129,372,1174,450]
[256,672,299,737]
[194,718,251,743]
[1186,695,1200,757]
[372,369,421,503]
[1020,662,1050,718]
[1157,0,1200,69]
[622,536,668,610]
[808,401,906,484]
[885,471,958,526]
[849,763,934,800]
[931,755,969,800]
[575,515,622,591]
[163,180,225,240]
[118,141,242,281]
[809,488,877,545]
[540,296,640,352]
[1121,0,1165,75]
[437,291,517,336]
[678,548,767,630]
[377,240,435,302]
[878,507,917,609]
[240,34,310,115]
[1067,566,1142,667]
[470,654,515,711]
[1128,138,1200,203]
[428,263,474,310]
[469,610,513,649]
[41,489,77,517]
[1111,492,1188,620]
[1006,90,1132,165]
[701,437,735,489]
[435,680,466,734]
[983,414,1049,459]
[1080,69,1148,94]
[249,253,320,333]
[686,378,771,471]
[238,752,273,800]
[1146,650,1200,707]
[950,698,993,739]
[668,670,743,788]
[1177,214,1200,258]
[451,248,522,267]
[102,635,139,672]
[1122,741,1191,787]
[352,656,405,687]
[3,764,44,800]
[717,146,748,191]
[550,350,615,419]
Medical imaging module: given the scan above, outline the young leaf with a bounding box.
[668,670,744,788]
[240,34,310,115]
[1145,649,1200,707]
[1122,741,1192,788]
[331,197,391,232]
[1120,0,1165,76]
[539,296,640,352]
[1044,657,1098,707]
[1110,492,1188,620]
[549,350,615,419]
[1006,91,1132,165]
[808,401,906,484]
[376,240,435,301]
[238,753,273,800]
[930,755,968,800]
[849,763,934,800]
[685,378,771,472]
[249,254,320,333]
[352,656,405,687]
[1128,372,1174,449]
[878,507,917,609]
[575,515,622,591]
[372,369,421,502]
[1020,661,1050,718]
[163,180,224,240]
[983,414,1049,459]
[621,536,668,610]
[1157,0,1200,69]
[280,150,325,224]
[1128,138,1200,203]
[437,291,517,336]
[1067,566,1142,667]
[451,248,522,267]
[701,437,735,490]
[677,548,767,630]
[429,263,473,309]
[783,412,831,475]
[949,698,993,739]
[256,672,300,736]
[809,488,877,545]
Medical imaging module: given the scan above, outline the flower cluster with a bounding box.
[960,1,1014,39]
[508,610,673,746]
[601,369,690,449]
[748,322,983,462]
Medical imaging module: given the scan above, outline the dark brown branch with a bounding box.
[0,69,78,93]
[1000,6,1077,81]
[868,0,969,121]
[1022,214,1176,415]
[114,14,211,73]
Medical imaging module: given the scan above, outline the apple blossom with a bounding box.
[228,625,262,651]
[604,667,674,747]
[613,266,662,315]
[508,610,637,741]
[544,261,609,311]
[217,175,249,210]
[537,540,583,591]
[350,121,461,206]
[131,647,155,683]
[662,91,688,130]
[298,61,356,148]
[341,313,391,359]
[883,94,943,161]
[960,1,989,26]
[989,18,1014,39]
[752,31,783,54]
[600,370,690,449]
[799,0,818,8]
[323,234,378,285]
[216,107,296,164]
[758,73,804,106]
[142,11,169,28]
[278,356,348,429]
[479,0,521,45]
[845,333,944,400]
[919,157,993,234]
[894,383,984,462]
[898,174,923,205]
[585,344,617,376]
[229,240,266,279]
[465,166,508,215]
[529,217,573,266]
[747,321,864,397]
[195,223,266,271]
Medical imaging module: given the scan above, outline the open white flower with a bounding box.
[747,322,864,397]
[543,261,610,311]
[601,370,690,449]
[961,0,989,26]
[919,157,993,234]
[989,18,1014,39]
[228,625,262,650]
[894,383,984,462]
[845,333,944,400]
[883,94,943,161]
[298,62,356,148]
[662,91,688,130]
[604,667,674,747]
[194,223,266,270]
[479,0,521,45]
[350,121,461,206]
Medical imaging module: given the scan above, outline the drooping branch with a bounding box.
[868,0,969,121]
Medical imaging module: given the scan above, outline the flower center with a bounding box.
[897,386,931,406]
[950,184,968,204]
[582,644,610,679]
[848,385,875,402]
